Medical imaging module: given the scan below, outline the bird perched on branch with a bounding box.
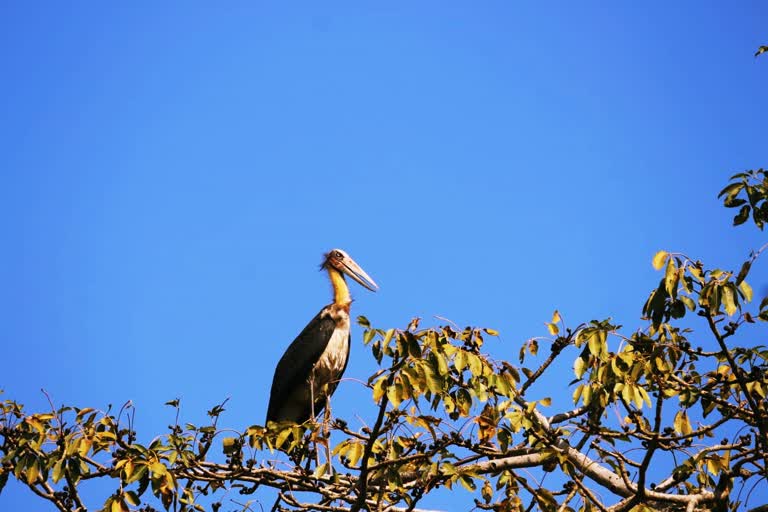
[266,249,378,426]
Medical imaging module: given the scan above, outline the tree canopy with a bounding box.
[2,169,768,512]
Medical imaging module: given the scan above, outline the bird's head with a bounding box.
[322,249,379,292]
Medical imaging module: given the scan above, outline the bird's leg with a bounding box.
[308,372,322,469]
[323,392,334,476]
[308,372,317,423]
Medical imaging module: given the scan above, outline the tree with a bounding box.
[2,170,768,512]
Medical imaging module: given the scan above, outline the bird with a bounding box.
[266,249,378,427]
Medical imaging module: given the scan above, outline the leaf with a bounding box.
[124,491,140,507]
[735,260,752,285]
[652,250,668,270]
[455,350,467,372]
[722,285,737,316]
[755,45,768,57]
[587,332,604,359]
[75,407,95,422]
[52,458,65,483]
[467,353,483,376]
[347,442,364,467]
[674,410,692,435]
[25,460,39,485]
[357,316,370,328]
[738,280,753,302]
[222,437,238,455]
[113,498,129,512]
[546,322,559,336]
[421,361,443,394]
[680,295,696,311]
[458,474,476,491]
[372,376,387,402]
[664,257,678,297]
[574,357,587,379]
[483,328,499,336]
[313,462,328,478]
[734,205,751,226]
[386,384,402,408]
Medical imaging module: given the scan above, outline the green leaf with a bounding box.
[124,491,140,507]
[52,458,65,484]
[421,361,443,394]
[458,474,476,491]
[357,316,370,328]
[735,260,752,285]
[734,204,751,226]
[25,460,39,485]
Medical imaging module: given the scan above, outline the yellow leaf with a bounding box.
[76,408,96,422]
[664,257,678,296]
[674,410,692,435]
[347,442,364,467]
[26,461,39,485]
[313,462,328,478]
[707,457,720,476]
[574,357,586,379]
[78,439,92,457]
[572,384,583,404]
[25,417,45,433]
[546,322,559,336]
[722,285,737,316]
[150,461,167,476]
[386,384,402,408]
[652,250,668,271]
[455,350,467,371]
[739,280,753,302]
[588,333,603,358]
[372,376,387,402]
[551,310,561,324]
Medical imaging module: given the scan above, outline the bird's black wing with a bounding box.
[266,306,337,424]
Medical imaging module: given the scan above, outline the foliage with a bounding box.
[3,171,768,512]
[719,169,768,230]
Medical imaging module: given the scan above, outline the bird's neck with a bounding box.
[328,267,351,305]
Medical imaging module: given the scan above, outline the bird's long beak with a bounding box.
[340,255,379,292]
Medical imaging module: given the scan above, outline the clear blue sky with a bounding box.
[1,3,766,511]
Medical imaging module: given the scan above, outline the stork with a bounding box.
[266,249,378,426]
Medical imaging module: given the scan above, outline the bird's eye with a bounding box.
[332,251,343,259]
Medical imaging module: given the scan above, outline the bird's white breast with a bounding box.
[316,324,350,376]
